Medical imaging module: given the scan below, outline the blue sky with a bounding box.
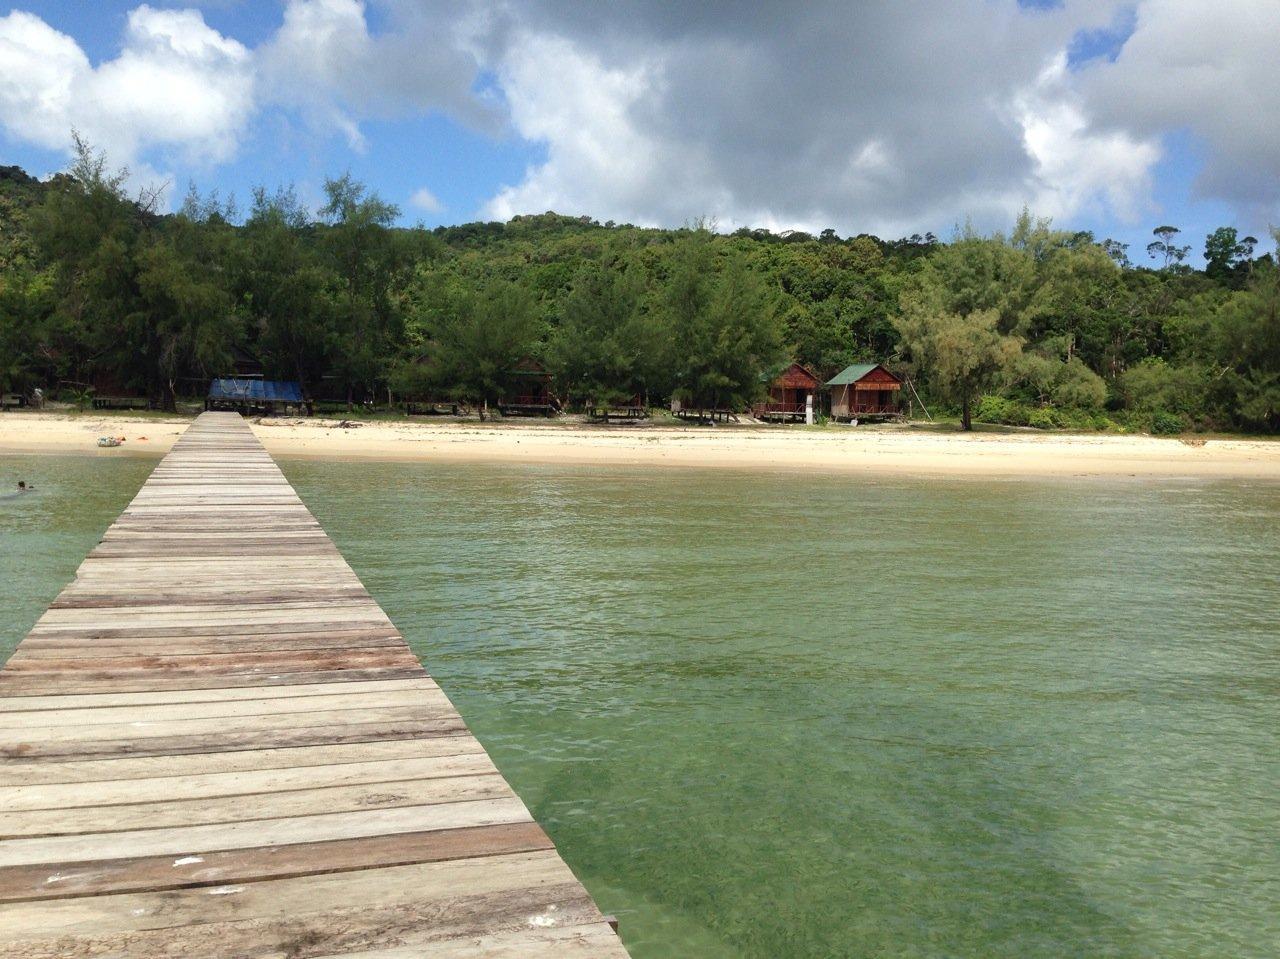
[0,1,539,229]
[2,1,1276,265]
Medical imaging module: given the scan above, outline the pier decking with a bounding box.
[0,412,627,958]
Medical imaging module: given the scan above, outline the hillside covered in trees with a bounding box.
[1,143,1277,433]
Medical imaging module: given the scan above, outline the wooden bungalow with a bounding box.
[753,362,820,422]
[825,363,903,421]
[79,372,153,411]
[498,358,559,417]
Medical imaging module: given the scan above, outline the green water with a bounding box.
[0,454,159,659]
[2,454,1278,958]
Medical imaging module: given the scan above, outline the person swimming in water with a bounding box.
[17,481,33,491]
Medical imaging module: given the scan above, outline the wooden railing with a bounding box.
[753,401,805,414]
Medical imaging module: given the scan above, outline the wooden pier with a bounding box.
[0,412,628,958]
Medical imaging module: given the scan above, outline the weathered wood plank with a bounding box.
[0,773,515,837]
[0,752,497,810]
[0,798,534,868]
[0,739,485,788]
[0,822,554,903]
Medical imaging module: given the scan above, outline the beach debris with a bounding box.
[97,436,124,448]
[336,419,361,429]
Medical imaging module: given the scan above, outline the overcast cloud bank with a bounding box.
[0,0,1276,237]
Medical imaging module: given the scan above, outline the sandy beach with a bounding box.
[1,411,1278,479]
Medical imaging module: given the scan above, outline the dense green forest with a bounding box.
[2,141,1277,432]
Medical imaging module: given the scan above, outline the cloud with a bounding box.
[476,0,1154,236]
[470,0,1280,235]
[1014,53,1161,224]
[483,33,669,224]
[408,186,443,213]
[0,12,90,150]
[257,0,498,149]
[0,6,252,168]
[1078,0,1280,215]
[2,0,1276,237]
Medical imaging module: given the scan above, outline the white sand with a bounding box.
[2,412,1278,480]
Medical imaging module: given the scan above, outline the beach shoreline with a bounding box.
[1,411,1278,479]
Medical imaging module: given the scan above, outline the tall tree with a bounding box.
[319,174,425,404]
[661,235,785,411]
[1203,226,1245,281]
[1215,255,1280,430]
[135,212,237,410]
[30,135,152,398]
[549,255,660,406]
[1147,225,1191,270]
[411,279,541,419]
[237,186,335,391]
[894,307,1022,430]
[896,234,1026,429]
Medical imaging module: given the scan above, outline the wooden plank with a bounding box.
[0,740,485,789]
[0,687,448,728]
[0,822,555,903]
[0,753,498,810]
[0,679,440,714]
[0,773,515,837]
[0,412,628,957]
[2,715,470,761]
[312,924,632,959]
[0,702,458,745]
[0,798,534,868]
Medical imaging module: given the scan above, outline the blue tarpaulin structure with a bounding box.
[206,378,309,415]
[208,379,304,403]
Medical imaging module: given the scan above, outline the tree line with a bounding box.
[1,140,1277,432]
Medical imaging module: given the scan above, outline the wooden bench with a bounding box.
[588,405,649,423]
[92,396,152,411]
[405,401,462,416]
[673,408,739,424]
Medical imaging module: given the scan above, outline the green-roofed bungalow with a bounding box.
[825,363,903,421]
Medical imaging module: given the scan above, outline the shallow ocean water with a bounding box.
[2,452,1278,957]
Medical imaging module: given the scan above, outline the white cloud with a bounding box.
[1014,53,1161,225]
[1078,0,1280,214]
[484,33,666,223]
[0,12,90,150]
[257,0,496,150]
[0,6,252,168]
[408,186,443,214]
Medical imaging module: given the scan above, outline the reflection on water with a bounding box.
[3,453,1278,958]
